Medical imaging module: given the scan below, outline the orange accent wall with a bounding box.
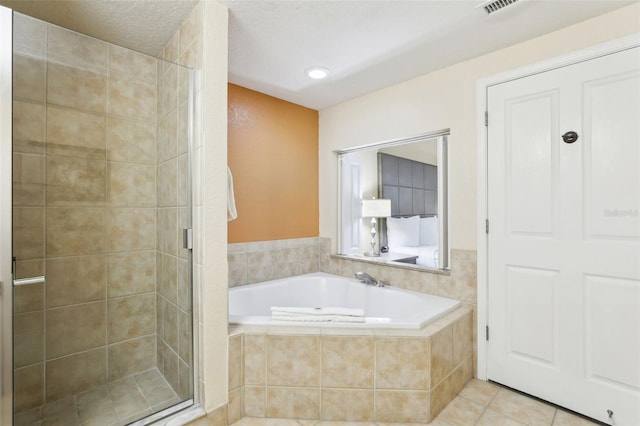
[227,84,319,243]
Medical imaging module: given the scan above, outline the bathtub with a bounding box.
[229,272,461,329]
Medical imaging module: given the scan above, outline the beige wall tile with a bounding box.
[431,324,454,387]
[14,311,44,368]
[177,308,192,364]
[46,155,106,206]
[163,300,178,350]
[177,155,189,207]
[107,208,155,252]
[46,255,106,307]
[46,348,106,402]
[46,207,105,257]
[106,117,156,165]
[244,334,266,386]
[158,64,178,118]
[179,38,201,70]
[178,99,189,154]
[376,337,430,390]
[13,207,44,260]
[108,44,157,83]
[375,390,429,423]
[430,373,454,421]
[244,386,265,417]
[107,293,155,343]
[228,388,242,425]
[162,32,180,64]
[13,13,46,56]
[13,54,46,102]
[47,25,107,71]
[267,335,320,387]
[321,389,373,422]
[158,159,178,207]
[158,108,178,163]
[163,343,179,391]
[13,153,45,206]
[228,252,248,287]
[157,208,178,255]
[46,301,106,358]
[108,162,156,207]
[108,74,156,122]
[228,335,242,391]
[322,336,373,389]
[453,311,473,366]
[177,258,191,310]
[159,253,177,303]
[178,357,193,399]
[46,106,106,160]
[47,62,107,113]
[14,282,44,314]
[14,363,44,412]
[452,355,473,396]
[107,335,156,381]
[266,387,319,419]
[108,251,155,298]
[247,251,280,284]
[13,100,45,154]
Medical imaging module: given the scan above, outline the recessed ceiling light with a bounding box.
[305,66,331,80]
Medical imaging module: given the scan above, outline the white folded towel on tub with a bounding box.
[272,314,365,323]
[271,306,364,317]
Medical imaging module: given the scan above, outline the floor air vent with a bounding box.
[479,0,520,15]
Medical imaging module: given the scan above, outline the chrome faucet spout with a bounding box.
[355,271,377,286]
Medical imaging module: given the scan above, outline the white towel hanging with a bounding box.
[227,166,238,221]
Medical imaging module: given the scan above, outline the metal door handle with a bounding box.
[13,276,45,286]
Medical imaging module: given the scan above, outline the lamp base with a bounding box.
[364,251,381,257]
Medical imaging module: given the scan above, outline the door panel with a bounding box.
[488,47,640,425]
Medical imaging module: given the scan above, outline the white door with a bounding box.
[487,47,640,425]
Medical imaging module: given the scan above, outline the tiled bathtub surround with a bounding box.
[228,237,321,287]
[227,306,473,424]
[11,10,194,418]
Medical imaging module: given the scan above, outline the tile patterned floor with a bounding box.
[231,380,600,426]
[14,368,181,426]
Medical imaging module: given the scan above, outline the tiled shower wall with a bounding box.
[12,14,160,413]
[155,4,200,400]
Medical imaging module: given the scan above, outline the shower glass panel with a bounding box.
[11,12,194,426]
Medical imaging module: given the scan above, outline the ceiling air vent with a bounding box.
[478,0,521,15]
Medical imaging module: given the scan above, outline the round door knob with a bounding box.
[562,131,579,144]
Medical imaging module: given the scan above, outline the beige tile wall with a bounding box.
[228,307,473,423]
[156,3,200,403]
[12,14,160,412]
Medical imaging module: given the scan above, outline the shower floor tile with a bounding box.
[229,380,601,426]
[14,368,179,426]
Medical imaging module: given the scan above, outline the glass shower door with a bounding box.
[11,12,193,426]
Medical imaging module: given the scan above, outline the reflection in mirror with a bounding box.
[337,129,449,271]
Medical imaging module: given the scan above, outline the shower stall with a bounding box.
[1,7,196,426]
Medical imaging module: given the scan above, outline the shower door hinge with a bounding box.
[485,219,489,234]
[183,228,193,250]
[486,325,490,341]
[485,111,488,127]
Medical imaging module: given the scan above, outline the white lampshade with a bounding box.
[361,199,391,218]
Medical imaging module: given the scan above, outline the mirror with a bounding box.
[337,130,449,271]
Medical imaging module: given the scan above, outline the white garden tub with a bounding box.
[228,272,460,329]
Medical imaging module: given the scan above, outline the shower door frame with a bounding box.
[0,5,13,426]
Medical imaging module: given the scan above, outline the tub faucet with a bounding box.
[355,272,378,286]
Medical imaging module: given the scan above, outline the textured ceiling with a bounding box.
[0,0,198,56]
[1,0,636,110]
[221,0,636,109]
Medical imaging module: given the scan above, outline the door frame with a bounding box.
[0,5,12,425]
[475,33,640,381]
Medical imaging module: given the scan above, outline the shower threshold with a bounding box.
[15,368,186,426]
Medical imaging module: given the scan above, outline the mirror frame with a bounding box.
[336,128,450,271]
